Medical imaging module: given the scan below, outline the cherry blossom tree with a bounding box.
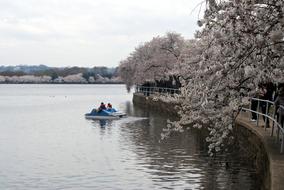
[95,74,110,83]
[88,76,95,83]
[118,58,137,92]
[62,73,87,83]
[0,76,6,83]
[118,32,185,90]
[163,0,284,155]
[3,75,52,83]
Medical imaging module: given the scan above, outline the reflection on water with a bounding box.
[86,104,259,189]
[119,106,258,190]
[99,119,107,127]
[0,84,259,190]
[93,119,109,127]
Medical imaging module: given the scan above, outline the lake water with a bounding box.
[0,84,259,189]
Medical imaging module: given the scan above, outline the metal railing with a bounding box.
[240,98,284,153]
[135,85,180,96]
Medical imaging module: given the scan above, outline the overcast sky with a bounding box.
[0,0,204,67]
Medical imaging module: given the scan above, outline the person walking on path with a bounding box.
[251,83,266,122]
[260,82,275,127]
[275,87,284,127]
[251,95,258,121]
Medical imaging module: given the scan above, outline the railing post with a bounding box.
[147,87,149,96]
[280,113,283,138]
[281,133,284,153]
[277,124,280,143]
[276,107,281,144]
[265,101,269,130]
[271,106,276,137]
[256,99,260,127]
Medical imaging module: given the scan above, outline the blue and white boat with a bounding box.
[85,108,126,120]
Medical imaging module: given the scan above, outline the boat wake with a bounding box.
[88,116,148,128]
[115,116,148,125]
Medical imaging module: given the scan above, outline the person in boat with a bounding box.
[107,103,112,110]
[98,102,106,112]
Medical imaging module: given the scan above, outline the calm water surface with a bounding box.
[0,84,259,189]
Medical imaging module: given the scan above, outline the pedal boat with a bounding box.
[85,108,126,120]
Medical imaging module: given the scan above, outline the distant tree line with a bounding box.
[0,65,122,84]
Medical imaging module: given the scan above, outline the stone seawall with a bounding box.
[235,122,270,190]
[236,114,284,190]
[133,92,284,190]
[133,93,179,117]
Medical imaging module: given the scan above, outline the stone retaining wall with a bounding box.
[133,93,179,117]
[235,122,270,190]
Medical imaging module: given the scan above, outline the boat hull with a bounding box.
[85,115,120,120]
[84,109,126,120]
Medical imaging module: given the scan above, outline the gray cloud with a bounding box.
[0,0,204,67]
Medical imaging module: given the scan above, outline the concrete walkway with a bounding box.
[236,112,284,190]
